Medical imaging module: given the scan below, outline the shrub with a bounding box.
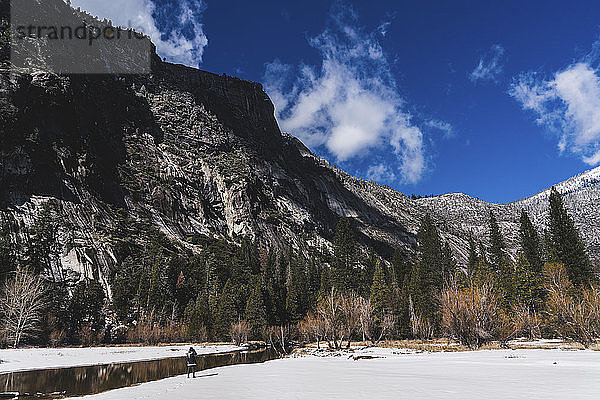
[78,325,98,346]
[511,305,541,340]
[439,278,505,348]
[544,263,600,347]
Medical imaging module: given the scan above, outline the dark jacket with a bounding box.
[186,349,197,365]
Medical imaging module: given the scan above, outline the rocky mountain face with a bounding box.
[1,0,598,294]
[1,0,423,292]
[417,167,600,262]
[0,61,424,290]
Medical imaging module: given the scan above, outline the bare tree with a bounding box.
[264,325,293,355]
[0,268,45,347]
[299,312,326,349]
[230,320,249,346]
[339,292,361,348]
[316,287,344,349]
[409,297,434,340]
[357,297,375,342]
[439,277,504,348]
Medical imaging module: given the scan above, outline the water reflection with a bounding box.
[0,348,278,399]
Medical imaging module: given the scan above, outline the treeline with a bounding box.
[0,187,598,349]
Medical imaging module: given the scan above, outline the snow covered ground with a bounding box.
[65,347,600,399]
[0,344,240,373]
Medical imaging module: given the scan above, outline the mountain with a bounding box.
[1,0,425,288]
[1,0,598,292]
[417,166,600,262]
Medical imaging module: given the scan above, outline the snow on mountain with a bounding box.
[416,167,600,263]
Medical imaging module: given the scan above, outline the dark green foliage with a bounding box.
[416,214,445,291]
[286,256,307,323]
[184,294,210,340]
[519,210,543,274]
[441,241,457,284]
[361,249,378,298]
[512,253,544,311]
[215,279,238,340]
[40,281,71,345]
[244,276,267,339]
[497,259,515,311]
[478,241,488,267]
[488,212,506,272]
[331,218,358,291]
[548,188,596,285]
[306,257,321,307]
[396,273,412,338]
[409,214,448,328]
[467,233,479,278]
[112,241,173,323]
[391,249,411,289]
[370,262,392,332]
[0,223,16,281]
[69,280,106,339]
[542,229,557,264]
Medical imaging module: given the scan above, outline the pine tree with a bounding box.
[244,276,267,339]
[488,211,506,272]
[497,259,515,311]
[25,202,61,281]
[466,233,479,278]
[519,210,543,274]
[0,224,16,281]
[396,273,412,338]
[185,293,210,340]
[263,253,287,326]
[306,257,321,307]
[361,249,378,298]
[542,229,557,263]
[416,214,445,291]
[370,261,392,334]
[512,253,544,312]
[317,267,332,302]
[478,241,488,266]
[548,187,596,285]
[331,218,357,291]
[441,241,456,284]
[391,249,411,289]
[409,214,444,328]
[286,256,307,323]
[472,241,493,285]
[215,279,237,340]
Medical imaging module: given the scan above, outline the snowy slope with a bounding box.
[417,166,600,262]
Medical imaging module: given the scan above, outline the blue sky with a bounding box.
[72,0,600,203]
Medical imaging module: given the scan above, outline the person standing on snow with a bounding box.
[186,347,198,378]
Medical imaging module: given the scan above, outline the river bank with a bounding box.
[63,342,600,400]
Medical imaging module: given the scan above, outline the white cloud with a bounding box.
[366,163,395,182]
[71,0,208,68]
[470,44,505,83]
[426,119,454,138]
[510,62,600,165]
[263,9,425,184]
